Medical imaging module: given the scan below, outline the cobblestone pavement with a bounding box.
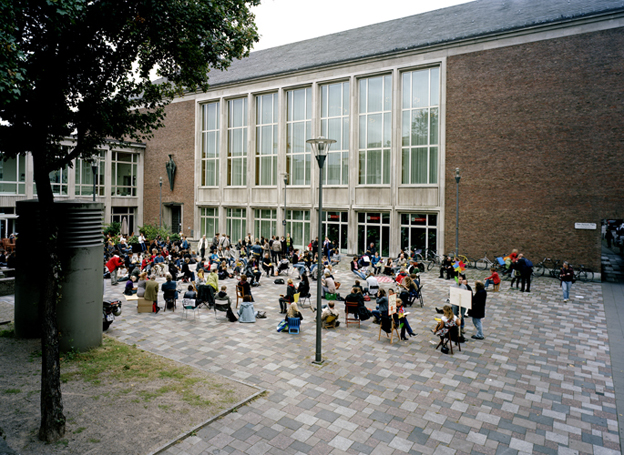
[2,264,621,455]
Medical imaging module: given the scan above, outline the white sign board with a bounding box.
[388,294,397,316]
[575,223,597,230]
[449,287,473,310]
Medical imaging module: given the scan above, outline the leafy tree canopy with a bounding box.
[0,0,260,170]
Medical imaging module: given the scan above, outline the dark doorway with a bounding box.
[171,206,182,235]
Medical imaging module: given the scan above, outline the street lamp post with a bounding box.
[307,136,336,365]
[159,177,163,228]
[455,168,461,258]
[89,157,98,202]
[281,173,289,239]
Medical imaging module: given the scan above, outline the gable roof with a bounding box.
[205,0,624,87]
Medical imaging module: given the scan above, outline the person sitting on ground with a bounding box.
[395,267,409,285]
[439,255,454,280]
[237,297,256,323]
[484,267,501,290]
[298,273,311,298]
[279,278,297,314]
[351,257,367,280]
[136,272,148,297]
[286,302,303,323]
[180,257,194,282]
[372,288,388,323]
[352,279,365,295]
[237,274,254,302]
[321,301,340,328]
[382,257,394,276]
[217,261,232,280]
[262,252,275,277]
[215,285,237,322]
[195,268,207,286]
[321,271,337,298]
[366,273,379,297]
[123,276,137,295]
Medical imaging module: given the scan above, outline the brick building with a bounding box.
[142,0,624,271]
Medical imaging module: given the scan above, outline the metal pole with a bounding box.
[283,177,287,239]
[455,176,459,258]
[314,158,325,364]
[159,178,163,228]
[92,169,96,202]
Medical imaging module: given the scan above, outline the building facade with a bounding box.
[0,140,145,236]
[143,0,624,269]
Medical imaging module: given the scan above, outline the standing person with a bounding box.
[271,237,282,263]
[606,228,614,248]
[285,233,292,255]
[467,281,487,339]
[144,274,160,313]
[517,253,532,293]
[198,235,208,259]
[106,254,124,286]
[138,232,146,252]
[560,261,574,302]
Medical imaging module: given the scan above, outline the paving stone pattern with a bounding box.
[3,263,621,455]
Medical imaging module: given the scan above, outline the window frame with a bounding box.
[320,81,350,186]
[111,151,138,197]
[226,207,247,243]
[75,151,105,197]
[201,101,220,187]
[200,207,219,238]
[285,209,311,251]
[254,208,277,240]
[0,154,26,195]
[286,87,312,187]
[255,93,278,186]
[227,98,248,187]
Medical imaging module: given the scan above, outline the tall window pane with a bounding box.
[286,88,311,186]
[226,208,247,242]
[0,154,26,195]
[255,93,278,186]
[76,151,105,196]
[254,209,277,240]
[285,210,310,251]
[401,67,440,184]
[201,102,220,187]
[321,81,349,185]
[358,75,391,185]
[111,152,138,196]
[227,98,247,186]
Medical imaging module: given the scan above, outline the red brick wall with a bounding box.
[143,100,195,235]
[445,28,624,271]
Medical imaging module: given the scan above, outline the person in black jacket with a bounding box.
[517,253,532,292]
[467,281,487,339]
[297,273,310,298]
[559,261,574,302]
[278,278,297,314]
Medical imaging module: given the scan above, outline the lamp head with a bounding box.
[281,172,289,184]
[455,168,461,184]
[159,177,163,187]
[306,136,336,158]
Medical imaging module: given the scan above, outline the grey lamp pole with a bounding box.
[455,168,461,258]
[90,157,98,202]
[159,177,163,228]
[307,136,336,365]
[282,173,289,238]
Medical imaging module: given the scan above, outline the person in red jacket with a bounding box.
[484,267,501,290]
[106,255,124,285]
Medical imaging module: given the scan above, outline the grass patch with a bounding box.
[88,438,101,443]
[73,427,87,434]
[0,324,14,338]
[4,388,21,394]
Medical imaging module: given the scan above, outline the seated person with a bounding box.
[161,273,178,299]
[321,271,336,298]
[237,298,256,323]
[371,252,382,274]
[351,257,367,279]
[245,257,262,285]
[484,267,501,289]
[297,273,311,298]
[206,263,219,293]
[440,255,455,280]
[262,253,275,277]
[366,273,379,297]
[124,276,137,295]
[321,301,340,328]
[399,276,419,307]
[394,299,416,340]
[345,287,371,320]
[195,268,207,286]
[183,284,197,300]
[279,278,297,314]
[352,279,365,295]
[395,267,408,285]
[136,272,148,297]
[237,274,254,302]
[217,261,232,280]
[433,305,461,339]
[215,285,238,322]
[372,288,388,323]
[286,302,303,323]
[383,258,395,276]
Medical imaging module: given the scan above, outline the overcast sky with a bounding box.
[250,0,473,51]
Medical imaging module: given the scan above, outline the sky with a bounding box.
[250,0,473,51]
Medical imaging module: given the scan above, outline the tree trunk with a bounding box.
[33,154,66,442]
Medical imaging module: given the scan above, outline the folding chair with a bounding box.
[163,289,177,312]
[288,317,301,334]
[182,298,198,320]
[344,298,360,328]
[322,314,338,329]
[214,302,231,320]
[235,286,246,309]
[378,316,400,344]
[436,325,461,354]
[299,293,311,309]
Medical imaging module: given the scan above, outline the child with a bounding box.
[484,267,501,290]
[124,276,137,295]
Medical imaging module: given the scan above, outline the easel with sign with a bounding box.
[378,293,400,344]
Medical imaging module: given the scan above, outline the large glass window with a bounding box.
[111,151,138,196]
[254,209,277,240]
[226,208,247,243]
[401,67,439,184]
[0,155,26,195]
[200,207,218,238]
[201,102,220,187]
[255,93,278,186]
[400,213,437,254]
[76,151,105,197]
[285,210,310,251]
[358,75,391,185]
[321,82,349,185]
[323,211,348,253]
[111,207,136,235]
[357,212,390,257]
[286,88,312,186]
[227,98,248,186]
[49,165,69,196]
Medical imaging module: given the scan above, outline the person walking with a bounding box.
[560,261,574,302]
[468,281,487,339]
[198,235,208,259]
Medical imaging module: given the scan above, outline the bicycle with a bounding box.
[424,249,441,271]
[573,264,594,282]
[474,251,496,270]
[533,257,560,277]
